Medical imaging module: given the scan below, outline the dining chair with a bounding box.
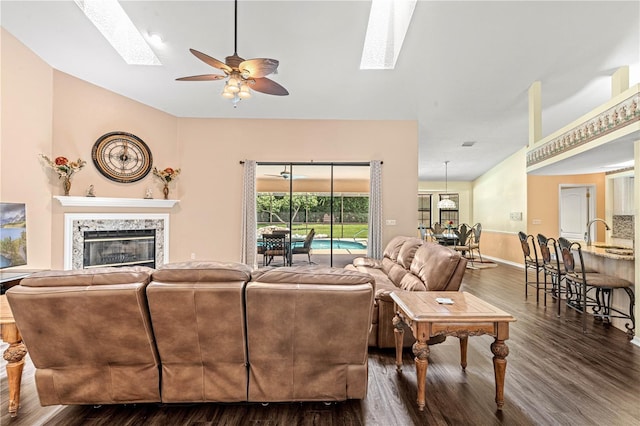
[518,231,544,303]
[468,223,483,262]
[453,224,474,265]
[418,224,428,240]
[558,237,635,336]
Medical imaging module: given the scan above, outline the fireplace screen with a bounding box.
[83,229,155,269]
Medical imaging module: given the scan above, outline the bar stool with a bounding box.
[536,234,565,313]
[558,237,635,337]
[518,231,544,303]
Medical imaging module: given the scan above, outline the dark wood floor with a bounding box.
[2,262,639,425]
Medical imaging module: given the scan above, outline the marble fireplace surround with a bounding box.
[63,213,170,270]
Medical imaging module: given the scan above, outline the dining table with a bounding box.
[433,232,458,246]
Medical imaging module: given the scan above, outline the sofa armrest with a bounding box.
[352,257,382,269]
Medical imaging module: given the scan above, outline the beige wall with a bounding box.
[2,32,418,268]
[176,118,417,262]
[527,173,606,241]
[472,148,528,265]
[1,29,53,269]
[49,71,179,268]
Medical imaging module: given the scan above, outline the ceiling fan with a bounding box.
[265,167,305,180]
[176,0,288,103]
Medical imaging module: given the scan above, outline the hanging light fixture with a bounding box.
[437,161,457,209]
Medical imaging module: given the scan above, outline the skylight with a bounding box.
[75,0,161,66]
[360,0,417,70]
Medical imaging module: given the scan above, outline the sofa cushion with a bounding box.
[352,257,381,268]
[382,236,409,261]
[410,243,462,291]
[252,265,373,286]
[387,263,408,287]
[152,261,251,283]
[20,266,153,287]
[396,237,423,269]
[399,273,427,292]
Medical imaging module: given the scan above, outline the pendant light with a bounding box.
[437,161,456,209]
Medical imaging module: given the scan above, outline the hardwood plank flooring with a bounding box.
[2,262,639,425]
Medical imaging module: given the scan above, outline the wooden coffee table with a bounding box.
[1,294,27,417]
[391,291,516,411]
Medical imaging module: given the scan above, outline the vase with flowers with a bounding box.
[40,155,86,196]
[446,220,455,234]
[153,167,181,199]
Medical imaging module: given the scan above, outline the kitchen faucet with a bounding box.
[585,218,610,247]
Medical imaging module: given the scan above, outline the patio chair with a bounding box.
[262,234,287,266]
[291,229,315,264]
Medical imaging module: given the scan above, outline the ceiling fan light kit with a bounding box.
[176,0,288,107]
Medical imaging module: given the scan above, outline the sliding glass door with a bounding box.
[256,163,369,267]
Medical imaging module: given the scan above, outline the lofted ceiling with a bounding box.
[1,1,638,181]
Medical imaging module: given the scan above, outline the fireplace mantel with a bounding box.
[54,196,179,208]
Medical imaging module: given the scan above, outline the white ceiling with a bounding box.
[2,1,639,181]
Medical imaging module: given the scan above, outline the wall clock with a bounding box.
[92,132,153,183]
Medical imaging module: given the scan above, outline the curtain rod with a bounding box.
[239,161,382,166]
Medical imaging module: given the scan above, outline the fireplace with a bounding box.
[64,213,169,270]
[83,229,156,269]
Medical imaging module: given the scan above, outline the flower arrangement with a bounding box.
[40,154,86,196]
[40,155,86,179]
[153,167,181,183]
[153,167,181,199]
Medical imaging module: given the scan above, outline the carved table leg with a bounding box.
[393,314,404,372]
[491,338,509,410]
[412,340,430,411]
[2,323,27,417]
[459,335,468,370]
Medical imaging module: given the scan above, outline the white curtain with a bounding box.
[368,160,383,259]
[240,160,257,268]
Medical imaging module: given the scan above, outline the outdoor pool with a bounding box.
[311,239,366,250]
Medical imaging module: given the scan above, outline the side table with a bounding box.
[391,291,516,411]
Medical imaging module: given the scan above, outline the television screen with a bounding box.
[0,203,27,268]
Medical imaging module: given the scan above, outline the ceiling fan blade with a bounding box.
[239,58,279,78]
[176,74,226,81]
[189,49,232,73]
[249,77,289,96]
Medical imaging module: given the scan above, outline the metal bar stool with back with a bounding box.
[558,237,635,338]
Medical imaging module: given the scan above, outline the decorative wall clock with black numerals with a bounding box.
[91,132,153,183]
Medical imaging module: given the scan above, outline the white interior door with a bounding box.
[559,186,594,240]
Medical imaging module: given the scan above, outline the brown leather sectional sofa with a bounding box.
[6,262,374,407]
[346,236,467,348]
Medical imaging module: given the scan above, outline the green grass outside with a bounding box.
[258,223,368,239]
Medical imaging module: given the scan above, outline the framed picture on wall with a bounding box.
[0,203,27,268]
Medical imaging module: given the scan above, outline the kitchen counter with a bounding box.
[579,242,634,261]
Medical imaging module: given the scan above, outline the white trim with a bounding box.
[481,229,520,235]
[54,196,178,208]
[63,213,170,270]
[483,254,523,269]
